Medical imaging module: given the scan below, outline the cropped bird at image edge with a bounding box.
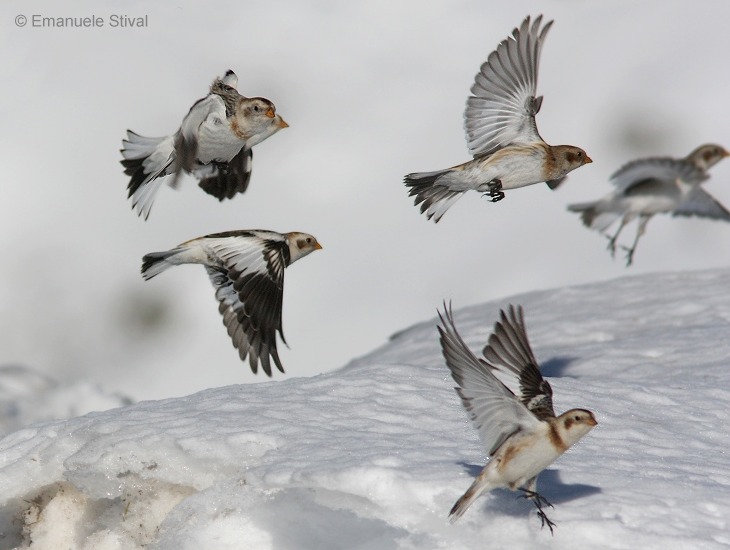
[568,144,730,265]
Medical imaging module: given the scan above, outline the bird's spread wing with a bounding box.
[438,304,542,456]
[464,15,552,157]
[205,234,288,376]
[481,305,555,421]
[173,94,228,183]
[195,148,253,200]
[673,187,730,221]
[610,157,707,194]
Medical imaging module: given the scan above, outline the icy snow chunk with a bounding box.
[16,479,193,550]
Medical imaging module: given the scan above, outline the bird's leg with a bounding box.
[619,215,650,267]
[605,218,628,257]
[518,488,553,509]
[622,246,636,267]
[483,179,505,202]
[518,488,556,534]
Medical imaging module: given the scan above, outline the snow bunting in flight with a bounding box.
[121,70,288,219]
[405,15,591,222]
[568,143,729,266]
[438,304,596,532]
[141,230,321,376]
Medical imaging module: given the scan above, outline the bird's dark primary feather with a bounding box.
[482,305,555,420]
[198,149,253,200]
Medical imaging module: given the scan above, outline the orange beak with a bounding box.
[584,156,593,164]
[277,117,289,129]
[314,241,323,250]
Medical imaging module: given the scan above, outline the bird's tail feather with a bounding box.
[134,178,166,220]
[448,477,489,523]
[404,169,463,223]
[568,202,621,232]
[141,249,183,280]
[121,131,175,219]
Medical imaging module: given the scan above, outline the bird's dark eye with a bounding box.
[306,238,312,244]
[574,415,581,421]
[253,105,260,112]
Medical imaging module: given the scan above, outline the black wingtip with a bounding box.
[436,299,454,330]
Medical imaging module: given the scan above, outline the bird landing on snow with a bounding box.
[404,16,591,223]
[141,229,321,376]
[567,143,730,266]
[121,70,288,219]
[438,303,597,532]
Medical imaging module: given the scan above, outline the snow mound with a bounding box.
[0,365,131,436]
[1,269,729,549]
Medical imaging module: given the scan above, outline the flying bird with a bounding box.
[121,70,288,219]
[141,230,321,376]
[405,15,591,222]
[568,143,730,265]
[438,304,596,532]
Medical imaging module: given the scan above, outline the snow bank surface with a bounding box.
[1,269,729,549]
[0,366,131,437]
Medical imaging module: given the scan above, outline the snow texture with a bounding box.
[0,268,729,549]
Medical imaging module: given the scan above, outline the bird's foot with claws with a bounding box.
[536,508,556,534]
[620,245,636,267]
[519,489,554,510]
[483,180,505,202]
[211,160,231,174]
[605,235,618,257]
[519,489,556,534]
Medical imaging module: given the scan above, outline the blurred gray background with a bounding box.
[1,0,729,400]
